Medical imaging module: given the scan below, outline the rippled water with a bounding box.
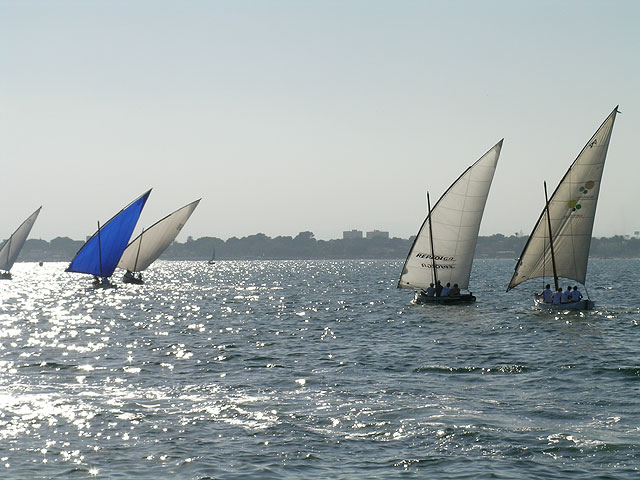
[1,259,639,479]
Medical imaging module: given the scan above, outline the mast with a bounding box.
[426,192,438,285]
[97,221,103,278]
[133,228,144,272]
[543,181,559,291]
[5,238,10,268]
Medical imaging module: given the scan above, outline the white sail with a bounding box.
[0,207,42,272]
[118,199,200,272]
[508,107,618,290]
[398,140,502,291]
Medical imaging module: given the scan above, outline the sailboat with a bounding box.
[66,190,151,286]
[507,107,619,310]
[0,207,42,279]
[208,246,215,264]
[398,140,503,304]
[118,199,201,284]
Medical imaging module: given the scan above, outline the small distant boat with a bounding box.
[507,107,620,310]
[208,246,215,264]
[66,190,151,286]
[0,207,42,279]
[118,199,201,284]
[398,140,502,304]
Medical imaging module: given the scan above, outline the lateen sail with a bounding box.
[66,190,151,278]
[398,140,502,291]
[118,199,200,272]
[0,207,42,272]
[507,107,618,291]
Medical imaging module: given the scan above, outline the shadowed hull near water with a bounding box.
[1,259,639,479]
[534,293,595,311]
[413,292,476,304]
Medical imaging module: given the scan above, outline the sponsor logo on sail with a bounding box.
[415,252,456,269]
[422,263,456,269]
[568,181,596,211]
[415,252,454,262]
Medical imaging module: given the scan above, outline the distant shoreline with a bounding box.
[13,233,640,262]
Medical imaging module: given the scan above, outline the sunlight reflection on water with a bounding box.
[0,259,639,478]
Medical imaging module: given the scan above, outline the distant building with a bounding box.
[366,230,389,239]
[343,230,363,240]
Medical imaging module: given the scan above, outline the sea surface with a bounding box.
[1,259,639,479]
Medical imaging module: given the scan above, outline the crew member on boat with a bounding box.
[552,288,563,305]
[450,283,460,296]
[571,286,583,302]
[542,284,553,303]
[441,282,451,297]
[561,286,572,303]
[435,280,443,297]
[422,283,436,297]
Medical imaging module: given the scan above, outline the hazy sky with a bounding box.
[2,0,639,242]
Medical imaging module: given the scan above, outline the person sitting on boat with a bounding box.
[542,284,553,303]
[441,282,451,297]
[561,286,572,303]
[450,283,460,296]
[422,283,436,297]
[571,286,583,302]
[435,280,443,297]
[124,270,135,281]
[552,288,563,305]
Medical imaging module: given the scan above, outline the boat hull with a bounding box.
[533,294,594,311]
[92,277,117,289]
[413,292,476,305]
[122,274,144,285]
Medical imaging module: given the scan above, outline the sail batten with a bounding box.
[507,107,618,291]
[118,199,200,272]
[66,190,151,278]
[398,140,502,291]
[0,207,42,272]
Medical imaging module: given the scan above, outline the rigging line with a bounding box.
[133,228,144,273]
[544,182,559,291]
[427,192,438,286]
[543,208,547,290]
[97,221,103,278]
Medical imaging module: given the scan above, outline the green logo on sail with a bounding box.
[568,181,596,210]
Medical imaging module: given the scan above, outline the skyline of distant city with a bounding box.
[6,228,640,244]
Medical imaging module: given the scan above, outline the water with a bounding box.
[1,259,639,479]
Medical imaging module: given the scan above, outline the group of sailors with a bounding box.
[540,284,583,304]
[422,280,461,297]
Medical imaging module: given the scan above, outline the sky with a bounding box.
[2,0,639,242]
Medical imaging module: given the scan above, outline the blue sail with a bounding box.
[66,190,151,277]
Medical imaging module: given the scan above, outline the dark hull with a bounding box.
[413,292,476,305]
[122,275,144,285]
